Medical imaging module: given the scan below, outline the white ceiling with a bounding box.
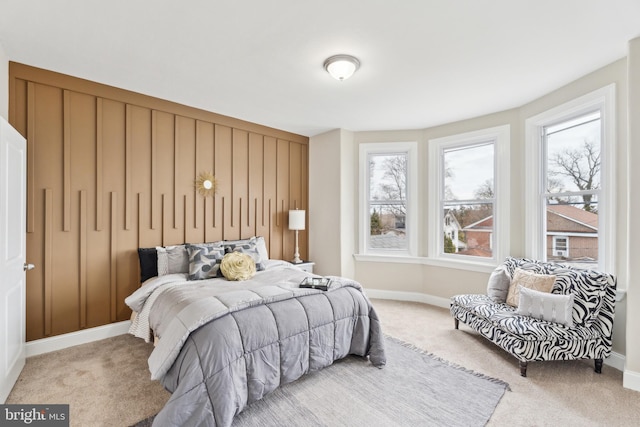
[1,0,639,137]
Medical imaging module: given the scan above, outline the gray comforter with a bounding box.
[126,261,386,427]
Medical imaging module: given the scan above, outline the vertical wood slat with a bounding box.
[137,193,142,247]
[183,195,188,243]
[26,82,35,233]
[151,110,157,230]
[79,190,87,328]
[161,193,167,246]
[194,121,199,229]
[63,90,71,231]
[125,105,132,230]
[267,199,273,258]
[110,192,117,322]
[254,198,259,235]
[174,116,179,229]
[230,132,234,228]
[44,188,52,336]
[96,98,103,231]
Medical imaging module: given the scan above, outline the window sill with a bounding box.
[353,254,496,273]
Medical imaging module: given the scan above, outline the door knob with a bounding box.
[23,263,35,271]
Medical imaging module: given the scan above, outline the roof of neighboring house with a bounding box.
[463,215,493,231]
[547,204,598,230]
[461,205,598,233]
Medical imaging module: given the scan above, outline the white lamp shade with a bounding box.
[289,210,306,230]
[324,55,360,81]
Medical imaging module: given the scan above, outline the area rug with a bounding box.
[132,336,508,427]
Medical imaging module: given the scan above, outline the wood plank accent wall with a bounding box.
[8,62,309,341]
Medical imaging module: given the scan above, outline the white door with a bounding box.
[0,116,27,403]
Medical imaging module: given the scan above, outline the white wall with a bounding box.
[309,129,356,278]
[0,40,8,120]
[308,54,635,383]
[624,36,640,390]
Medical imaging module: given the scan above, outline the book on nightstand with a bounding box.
[299,276,331,291]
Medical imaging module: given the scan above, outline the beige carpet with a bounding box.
[7,299,640,426]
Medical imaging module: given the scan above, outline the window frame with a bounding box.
[358,141,418,257]
[524,84,616,273]
[427,125,510,267]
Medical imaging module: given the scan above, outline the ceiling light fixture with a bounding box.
[323,54,360,81]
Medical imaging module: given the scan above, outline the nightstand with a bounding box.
[293,261,315,273]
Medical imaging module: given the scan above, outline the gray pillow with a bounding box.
[187,243,225,280]
[516,285,574,327]
[486,266,511,303]
[166,245,189,274]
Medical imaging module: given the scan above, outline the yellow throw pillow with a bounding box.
[506,268,556,307]
[220,251,256,281]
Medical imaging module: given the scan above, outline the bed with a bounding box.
[125,237,386,426]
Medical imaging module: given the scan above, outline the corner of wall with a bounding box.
[309,129,343,276]
[339,129,356,279]
[624,35,640,378]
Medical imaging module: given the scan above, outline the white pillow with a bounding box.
[516,286,574,327]
[156,246,168,276]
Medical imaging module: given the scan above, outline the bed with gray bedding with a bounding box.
[125,260,386,427]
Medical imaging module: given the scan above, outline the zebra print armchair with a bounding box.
[450,257,616,377]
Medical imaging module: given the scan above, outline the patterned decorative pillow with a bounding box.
[506,268,556,307]
[223,239,266,270]
[222,236,269,261]
[187,243,226,280]
[220,251,256,281]
[516,285,575,327]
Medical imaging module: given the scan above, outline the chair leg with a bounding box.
[519,361,528,377]
[595,358,603,374]
[454,318,459,329]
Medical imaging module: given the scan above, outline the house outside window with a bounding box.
[525,85,615,272]
[359,142,418,256]
[428,125,510,267]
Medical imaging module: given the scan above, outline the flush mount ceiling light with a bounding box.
[323,54,360,81]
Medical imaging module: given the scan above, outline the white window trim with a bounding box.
[427,125,510,268]
[524,84,616,273]
[358,141,418,257]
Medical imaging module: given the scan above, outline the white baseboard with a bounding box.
[623,368,640,392]
[605,351,625,372]
[366,289,627,373]
[25,321,131,358]
[366,289,450,308]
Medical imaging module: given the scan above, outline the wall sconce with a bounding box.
[323,54,360,81]
[288,209,306,264]
[195,171,217,197]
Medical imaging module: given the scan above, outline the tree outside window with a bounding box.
[441,142,495,258]
[543,111,601,268]
[368,152,407,250]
